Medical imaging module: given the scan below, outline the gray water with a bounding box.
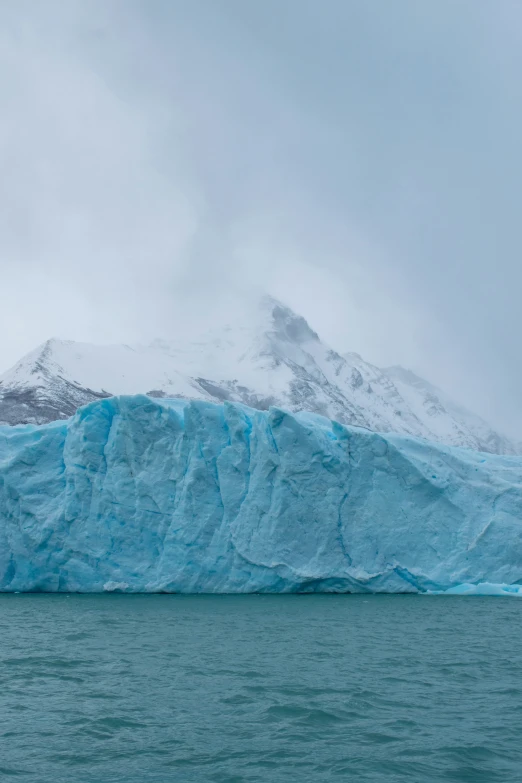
[1,595,521,782]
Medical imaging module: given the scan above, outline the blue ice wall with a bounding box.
[0,395,521,593]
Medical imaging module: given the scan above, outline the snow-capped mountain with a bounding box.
[0,295,516,454]
[382,366,516,456]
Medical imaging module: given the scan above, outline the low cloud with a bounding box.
[1,0,521,436]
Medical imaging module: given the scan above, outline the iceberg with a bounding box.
[0,395,521,593]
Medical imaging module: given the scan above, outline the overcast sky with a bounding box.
[1,0,521,435]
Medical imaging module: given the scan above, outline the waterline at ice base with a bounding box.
[1,395,521,595]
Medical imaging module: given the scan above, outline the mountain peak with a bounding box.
[257,295,319,344]
[0,300,517,454]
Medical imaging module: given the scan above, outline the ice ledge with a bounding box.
[434,583,522,596]
[0,395,521,593]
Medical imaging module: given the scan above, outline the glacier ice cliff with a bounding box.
[0,395,521,593]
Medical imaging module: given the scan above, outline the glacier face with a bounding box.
[0,395,521,594]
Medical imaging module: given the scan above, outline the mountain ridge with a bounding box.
[0,295,517,454]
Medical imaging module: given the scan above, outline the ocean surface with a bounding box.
[1,595,521,782]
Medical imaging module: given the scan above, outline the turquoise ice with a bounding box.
[0,395,521,593]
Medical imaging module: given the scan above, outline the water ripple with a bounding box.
[0,594,521,782]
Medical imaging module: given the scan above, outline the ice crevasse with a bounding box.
[0,395,521,594]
